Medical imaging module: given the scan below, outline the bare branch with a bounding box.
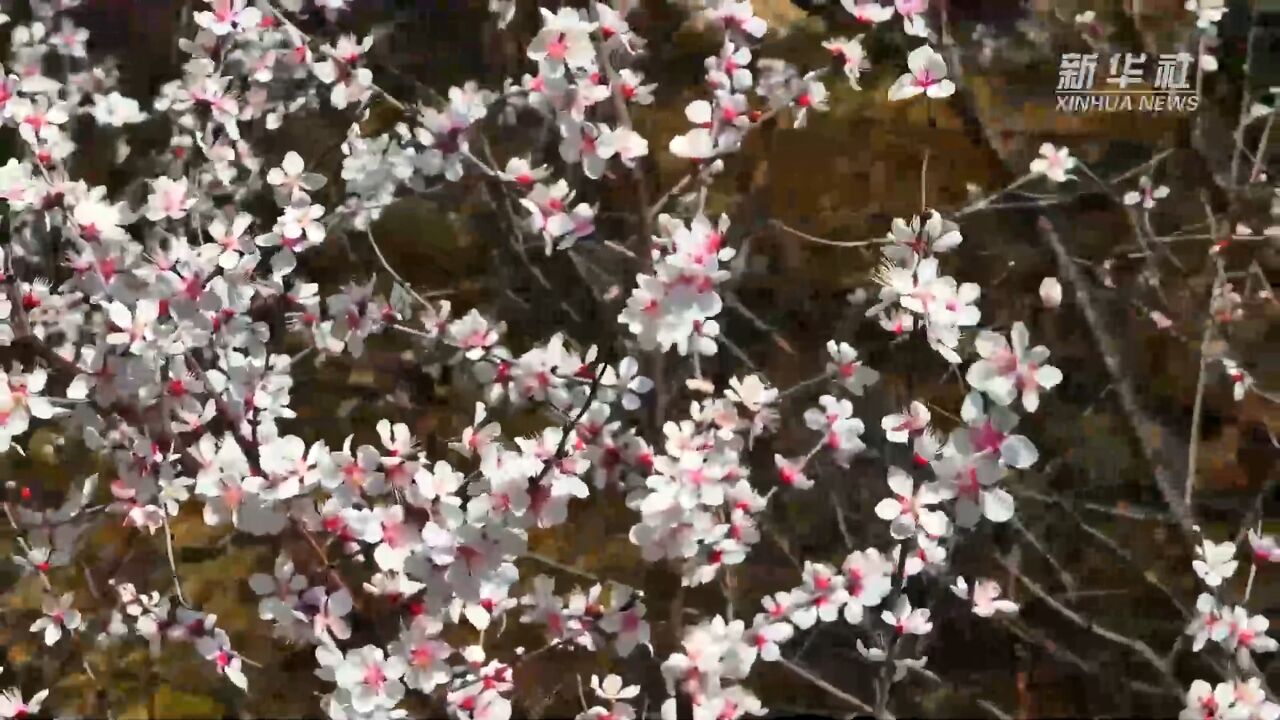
[1035,216,1195,539]
[999,556,1182,698]
[779,658,878,717]
[161,508,191,608]
[770,220,888,248]
[1186,198,1228,507]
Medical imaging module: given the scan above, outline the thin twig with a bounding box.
[1245,516,1263,605]
[1035,217,1194,539]
[161,508,190,608]
[1249,110,1276,183]
[999,556,1182,698]
[778,371,833,400]
[1003,618,1168,697]
[1108,149,1175,185]
[1186,199,1227,508]
[724,293,795,355]
[771,220,889,248]
[1013,487,1190,618]
[976,699,1013,720]
[954,172,1039,217]
[779,658,878,717]
[365,229,437,312]
[920,148,930,212]
[1011,518,1075,594]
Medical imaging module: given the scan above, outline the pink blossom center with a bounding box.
[973,422,1006,454]
[363,663,387,689]
[621,610,641,632]
[546,35,568,61]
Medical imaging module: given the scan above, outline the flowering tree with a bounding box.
[0,0,1275,718]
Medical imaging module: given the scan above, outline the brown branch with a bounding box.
[1186,196,1228,508]
[905,664,1013,720]
[1012,487,1190,619]
[998,556,1182,698]
[779,658,878,718]
[724,293,795,355]
[770,219,888,248]
[1010,518,1075,595]
[364,229,439,313]
[1001,618,1167,698]
[161,509,191,608]
[1034,216,1195,539]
